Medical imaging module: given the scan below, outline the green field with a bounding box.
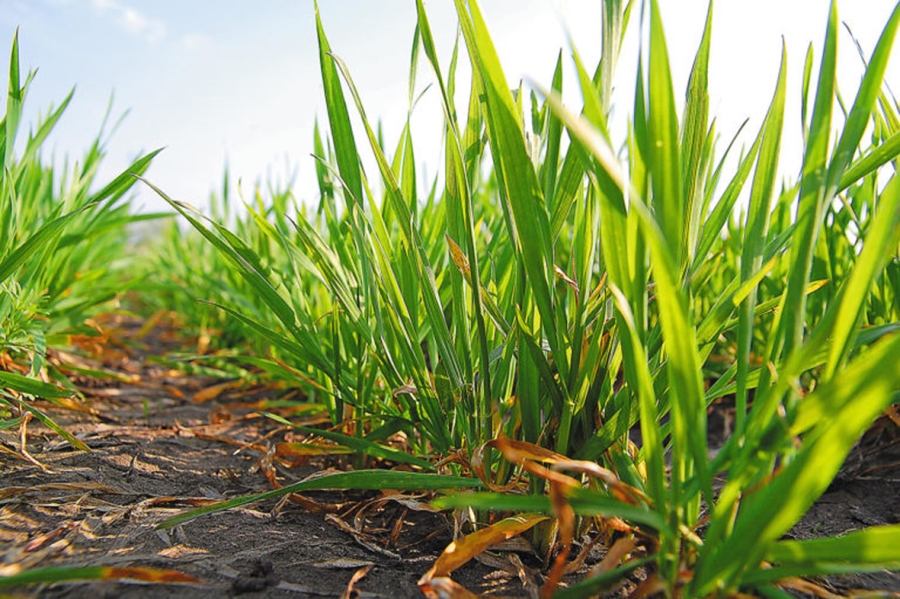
[2,1,900,596]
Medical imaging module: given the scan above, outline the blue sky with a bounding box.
[1,1,898,215]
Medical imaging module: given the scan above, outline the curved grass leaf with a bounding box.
[314,1,362,205]
[692,121,759,271]
[158,471,483,529]
[140,179,301,340]
[416,0,495,434]
[0,204,94,283]
[825,2,900,191]
[681,0,713,265]
[433,489,669,533]
[735,44,787,434]
[608,285,665,510]
[198,300,333,381]
[839,129,900,190]
[327,52,464,396]
[747,525,900,584]
[0,566,199,588]
[0,370,72,399]
[21,89,73,164]
[15,400,90,451]
[92,149,162,204]
[820,176,900,378]
[646,0,685,268]
[693,333,900,594]
[777,1,837,359]
[262,412,434,470]
[554,557,654,599]
[454,0,564,379]
[422,513,547,580]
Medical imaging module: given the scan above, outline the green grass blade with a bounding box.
[0,204,94,283]
[554,557,653,599]
[735,45,787,434]
[777,1,837,359]
[15,400,90,451]
[328,53,465,395]
[693,123,759,271]
[746,525,900,584]
[200,301,333,381]
[821,176,900,378]
[455,0,564,380]
[681,0,712,265]
[646,0,685,269]
[140,179,301,341]
[414,0,453,126]
[608,286,665,509]
[541,51,564,205]
[693,333,900,594]
[433,490,668,532]
[314,2,362,205]
[21,88,73,163]
[4,29,23,167]
[826,2,900,191]
[0,565,197,588]
[631,196,712,512]
[839,129,900,190]
[800,43,814,142]
[0,371,71,399]
[158,471,484,529]
[91,149,162,204]
[263,412,434,470]
[599,0,633,115]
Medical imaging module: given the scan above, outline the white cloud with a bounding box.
[88,0,166,43]
[120,6,165,42]
[180,33,212,52]
[90,0,116,12]
[87,0,209,49]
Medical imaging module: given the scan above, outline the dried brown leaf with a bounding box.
[339,564,373,599]
[193,380,243,403]
[588,537,637,578]
[419,513,548,592]
[420,576,481,599]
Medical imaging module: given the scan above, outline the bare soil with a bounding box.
[1,317,899,598]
